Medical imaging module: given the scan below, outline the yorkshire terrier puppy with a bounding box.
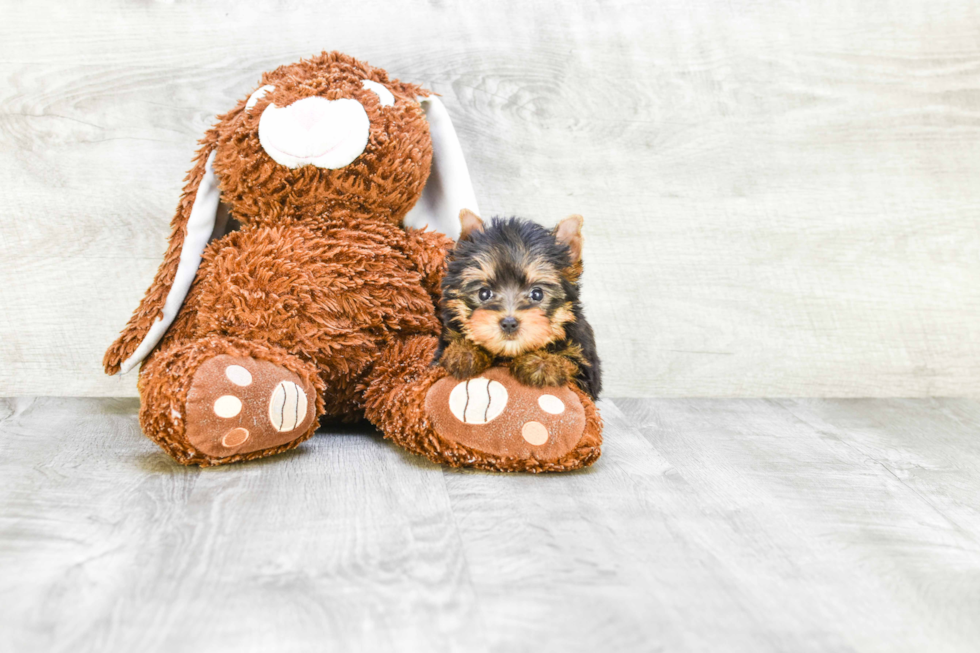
[434,210,602,399]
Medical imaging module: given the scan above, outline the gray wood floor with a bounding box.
[1,397,978,652]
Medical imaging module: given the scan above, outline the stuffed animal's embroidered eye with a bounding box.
[361,80,395,108]
[478,288,493,302]
[529,287,544,302]
[246,85,275,112]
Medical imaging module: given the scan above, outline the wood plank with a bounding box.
[0,397,484,653]
[440,399,771,652]
[2,397,980,650]
[2,0,980,396]
[617,397,980,652]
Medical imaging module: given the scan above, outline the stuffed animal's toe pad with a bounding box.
[184,355,316,458]
[425,367,586,463]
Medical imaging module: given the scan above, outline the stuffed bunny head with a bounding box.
[198,51,477,234]
[208,52,427,227]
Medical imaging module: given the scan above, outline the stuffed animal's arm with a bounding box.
[401,228,454,302]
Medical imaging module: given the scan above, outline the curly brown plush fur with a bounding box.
[104,53,436,373]
[104,51,602,471]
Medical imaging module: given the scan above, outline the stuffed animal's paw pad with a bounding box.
[447,377,508,424]
[537,394,565,414]
[268,381,308,432]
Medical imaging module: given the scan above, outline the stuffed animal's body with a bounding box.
[104,52,601,471]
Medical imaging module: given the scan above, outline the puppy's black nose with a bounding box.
[499,316,519,334]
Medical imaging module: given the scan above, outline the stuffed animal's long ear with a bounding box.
[103,147,227,375]
[403,95,480,241]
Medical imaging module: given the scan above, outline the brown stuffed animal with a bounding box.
[103,51,601,472]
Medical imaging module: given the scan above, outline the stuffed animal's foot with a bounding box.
[183,355,317,460]
[138,336,323,466]
[423,367,602,472]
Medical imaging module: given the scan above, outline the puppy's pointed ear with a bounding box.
[403,95,480,240]
[458,209,484,243]
[554,214,585,264]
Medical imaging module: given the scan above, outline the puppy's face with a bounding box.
[211,51,433,226]
[443,212,584,358]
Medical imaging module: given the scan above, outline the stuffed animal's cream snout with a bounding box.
[256,94,371,170]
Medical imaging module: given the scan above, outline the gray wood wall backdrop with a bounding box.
[2,0,978,398]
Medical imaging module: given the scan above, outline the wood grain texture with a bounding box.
[2,0,980,396]
[0,397,485,653]
[2,396,979,651]
[617,397,980,652]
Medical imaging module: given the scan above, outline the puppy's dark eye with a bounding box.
[478,288,493,302]
[529,287,544,302]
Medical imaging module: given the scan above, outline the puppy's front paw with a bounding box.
[511,351,578,388]
[440,340,492,379]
